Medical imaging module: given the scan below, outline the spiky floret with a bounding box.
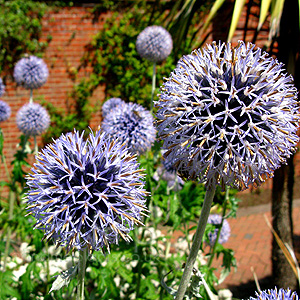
[136,25,173,63]
[26,130,149,252]
[14,55,49,89]
[16,103,50,136]
[249,288,298,300]
[0,100,11,122]
[102,97,125,118]
[155,41,300,190]
[207,214,230,246]
[102,102,156,155]
[0,78,5,97]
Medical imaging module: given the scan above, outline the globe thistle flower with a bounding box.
[136,25,173,63]
[26,130,149,252]
[0,78,5,97]
[155,41,300,190]
[102,97,125,118]
[0,100,11,122]
[249,288,298,300]
[102,102,156,155]
[16,103,50,136]
[207,214,230,246]
[14,55,49,89]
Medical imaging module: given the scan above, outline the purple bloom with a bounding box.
[207,214,230,246]
[14,55,49,89]
[0,78,5,97]
[102,97,125,118]
[16,103,50,136]
[249,288,298,300]
[26,130,149,252]
[155,41,300,190]
[136,25,173,63]
[0,100,11,122]
[102,102,156,155]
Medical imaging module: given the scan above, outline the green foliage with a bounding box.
[0,0,49,75]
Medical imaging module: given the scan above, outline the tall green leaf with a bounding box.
[228,0,246,42]
[258,0,272,30]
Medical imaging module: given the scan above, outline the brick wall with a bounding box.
[0,3,298,194]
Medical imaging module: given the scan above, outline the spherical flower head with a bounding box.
[16,102,50,136]
[102,97,125,118]
[249,288,298,300]
[136,25,173,63]
[26,130,149,252]
[14,55,49,89]
[102,102,156,155]
[0,100,11,122]
[207,214,230,246]
[155,41,300,190]
[0,78,5,97]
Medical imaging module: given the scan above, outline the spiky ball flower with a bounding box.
[26,130,149,252]
[136,25,173,63]
[156,41,300,190]
[207,214,230,246]
[14,55,49,89]
[102,102,156,155]
[102,97,125,118]
[16,103,50,136]
[249,288,298,300]
[0,78,5,97]
[0,100,11,122]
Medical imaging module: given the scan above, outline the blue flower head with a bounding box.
[102,97,125,118]
[0,78,5,97]
[102,102,156,155]
[136,25,173,63]
[0,100,11,122]
[207,214,230,246]
[14,55,49,89]
[249,288,298,300]
[26,130,149,252]
[16,103,50,136]
[156,41,300,190]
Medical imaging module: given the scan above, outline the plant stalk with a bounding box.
[77,248,88,300]
[150,62,156,114]
[175,186,216,300]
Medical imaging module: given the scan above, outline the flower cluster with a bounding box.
[102,102,156,155]
[16,103,50,136]
[102,97,125,118]
[207,214,230,246]
[249,288,298,300]
[0,78,5,97]
[14,55,49,89]
[26,130,149,252]
[136,25,173,63]
[0,100,11,122]
[155,41,300,190]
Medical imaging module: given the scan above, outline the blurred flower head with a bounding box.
[207,214,230,246]
[156,41,300,190]
[26,130,149,252]
[16,103,50,136]
[136,25,173,63]
[0,78,5,97]
[102,102,156,155]
[14,55,49,89]
[102,97,125,118]
[0,100,11,122]
[249,288,298,300]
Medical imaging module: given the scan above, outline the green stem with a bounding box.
[29,89,33,103]
[3,191,15,270]
[34,135,38,155]
[150,62,156,114]
[207,186,229,268]
[76,248,88,300]
[175,186,216,300]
